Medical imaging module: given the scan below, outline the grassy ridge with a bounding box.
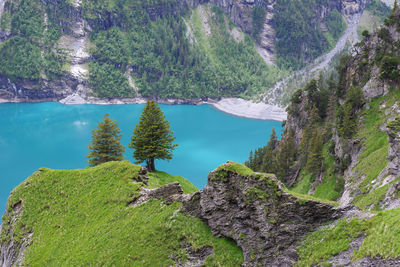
[0,161,243,266]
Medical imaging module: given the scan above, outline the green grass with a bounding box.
[0,161,243,266]
[290,145,343,202]
[356,177,400,211]
[291,172,312,195]
[314,145,344,201]
[353,92,390,209]
[216,161,255,177]
[297,208,400,265]
[354,208,400,260]
[191,5,215,64]
[295,218,366,266]
[147,171,199,194]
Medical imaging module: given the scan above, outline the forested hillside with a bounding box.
[274,0,346,69]
[247,5,400,208]
[0,0,371,102]
[242,6,400,265]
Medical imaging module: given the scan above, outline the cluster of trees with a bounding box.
[0,0,65,80]
[273,0,346,69]
[246,3,399,195]
[366,0,392,20]
[1,0,280,98]
[246,71,350,183]
[87,100,177,172]
[245,128,296,180]
[87,3,279,98]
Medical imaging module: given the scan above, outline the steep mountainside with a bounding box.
[0,0,368,103]
[245,6,400,264]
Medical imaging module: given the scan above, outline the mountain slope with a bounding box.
[0,0,367,104]
[244,6,400,264]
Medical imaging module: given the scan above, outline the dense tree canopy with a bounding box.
[87,114,125,166]
[129,100,178,171]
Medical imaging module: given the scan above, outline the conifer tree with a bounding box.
[299,105,320,166]
[129,100,178,172]
[245,150,255,169]
[87,113,125,167]
[305,130,324,177]
[267,128,278,150]
[277,129,296,180]
[261,128,278,173]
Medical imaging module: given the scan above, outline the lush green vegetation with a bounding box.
[357,0,391,39]
[325,10,346,40]
[0,37,43,80]
[87,113,125,166]
[352,90,400,210]
[274,0,345,69]
[366,0,392,20]
[129,100,177,172]
[0,0,351,97]
[0,0,282,98]
[354,208,400,260]
[313,145,344,201]
[85,3,281,98]
[88,62,133,97]
[0,0,66,80]
[0,161,243,266]
[296,218,366,266]
[297,208,400,265]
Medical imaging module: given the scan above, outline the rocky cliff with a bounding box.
[184,161,340,266]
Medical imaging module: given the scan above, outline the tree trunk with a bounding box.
[146,158,155,172]
[146,159,152,172]
[150,158,155,172]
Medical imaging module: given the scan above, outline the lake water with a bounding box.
[0,102,282,215]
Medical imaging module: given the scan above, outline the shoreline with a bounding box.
[0,94,287,121]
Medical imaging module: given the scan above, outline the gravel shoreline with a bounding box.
[1,94,287,121]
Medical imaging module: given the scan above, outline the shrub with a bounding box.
[380,56,400,81]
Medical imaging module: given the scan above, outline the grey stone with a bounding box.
[184,162,341,266]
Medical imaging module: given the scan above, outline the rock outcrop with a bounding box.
[0,201,31,267]
[184,161,340,266]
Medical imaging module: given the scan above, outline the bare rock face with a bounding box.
[0,201,32,267]
[184,161,340,266]
[0,74,80,102]
[341,0,367,17]
[349,9,400,102]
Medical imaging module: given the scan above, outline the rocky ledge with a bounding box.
[184,161,341,266]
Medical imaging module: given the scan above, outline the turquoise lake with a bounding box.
[0,102,282,214]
